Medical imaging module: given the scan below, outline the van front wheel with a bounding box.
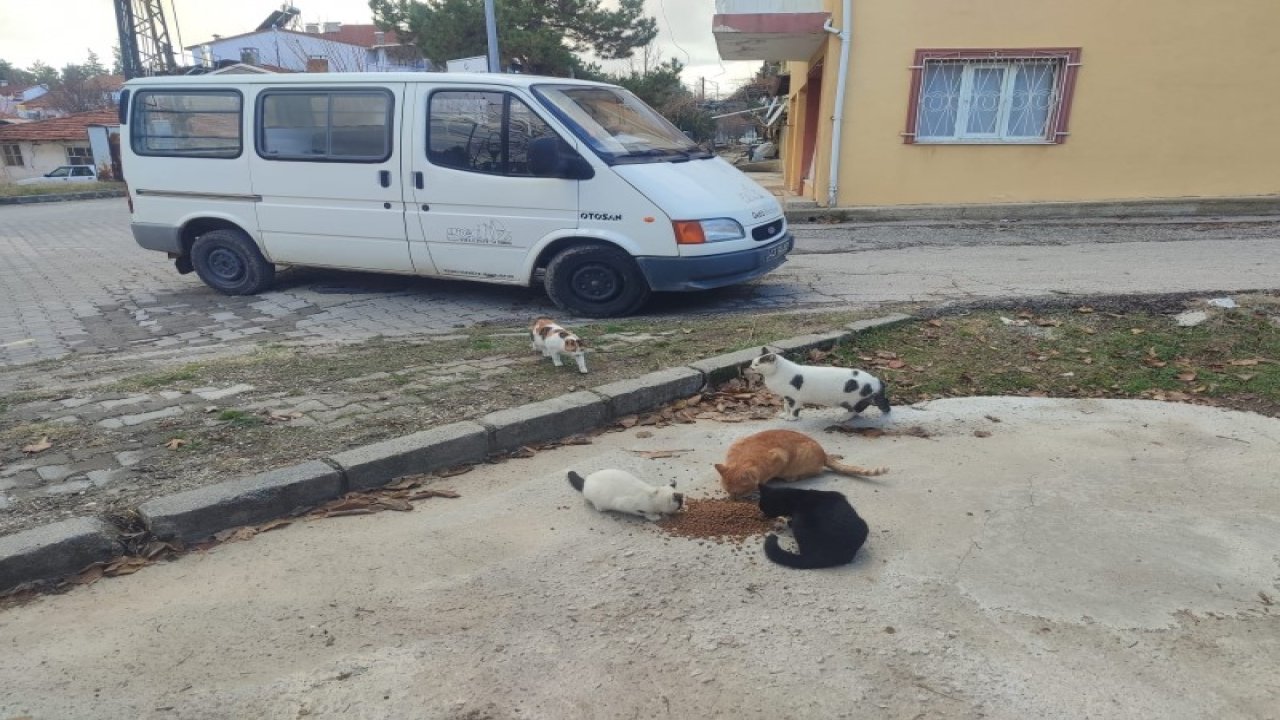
[191,229,276,296]
[544,244,651,318]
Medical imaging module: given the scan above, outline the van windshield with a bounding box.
[533,84,710,165]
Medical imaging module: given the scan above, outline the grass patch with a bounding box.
[0,181,125,198]
[828,309,1279,416]
[97,310,884,395]
[217,409,264,428]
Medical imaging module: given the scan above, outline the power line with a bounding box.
[656,0,691,65]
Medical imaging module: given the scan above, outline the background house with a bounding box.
[188,22,428,73]
[0,83,50,118]
[713,0,1280,207]
[0,109,119,183]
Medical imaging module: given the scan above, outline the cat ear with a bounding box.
[760,347,769,355]
[714,463,728,477]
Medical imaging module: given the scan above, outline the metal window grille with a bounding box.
[1,144,22,167]
[66,146,93,165]
[915,57,1065,143]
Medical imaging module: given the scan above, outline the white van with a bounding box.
[121,73,792,317]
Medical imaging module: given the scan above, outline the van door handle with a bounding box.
[379,170,391,188]
[414,171,424,190]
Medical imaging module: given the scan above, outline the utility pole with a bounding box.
[484,0,500,72]
[700,76,706,103]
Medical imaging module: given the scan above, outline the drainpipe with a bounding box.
[822,0,853,208]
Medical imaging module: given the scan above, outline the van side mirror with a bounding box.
[529,137,595,180]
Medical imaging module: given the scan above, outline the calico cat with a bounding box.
[759,483,869,569]
[750,348,890,421]
[714,429,888,498]
[567,469,684,521]
[531,317,588,374]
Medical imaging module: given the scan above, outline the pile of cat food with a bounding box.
[657,498,777,545]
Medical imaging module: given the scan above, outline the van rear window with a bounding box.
[131,91,242,158]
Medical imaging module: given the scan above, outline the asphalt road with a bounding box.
[2,199,1278,368]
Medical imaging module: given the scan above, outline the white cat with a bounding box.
[567,469,684,521]
[750,347,891,421]
[531,317,588,374]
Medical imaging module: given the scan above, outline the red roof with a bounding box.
[0,109,118,142]
[186,24,401,50]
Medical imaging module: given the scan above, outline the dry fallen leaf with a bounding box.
[1235,373,1258,382]
[1177,371,1198,382]
[886,359,907,369]
[164,438,187,450]
[635,430,654,439]
[973,430,992,438]
[1130,328,1145,335]
[617,416,638,428]
[435,465,473,478]
[1229,358,1260,366]
[1076,306,1095,314]
[21,436,52,454]
[926,319,943,327]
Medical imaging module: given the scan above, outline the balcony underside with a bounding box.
[713,12,831,61]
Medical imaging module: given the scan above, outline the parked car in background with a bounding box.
[15,165,98,185]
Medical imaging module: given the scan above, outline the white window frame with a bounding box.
[1,143,22,167]
[916,60,1060,144]
[66,146,93,165]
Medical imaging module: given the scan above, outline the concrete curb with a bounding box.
[785,195,1280,224]
[0,313,915,592]
[0,188,127,206]
[0,518,122,591]
[139,461,343,544]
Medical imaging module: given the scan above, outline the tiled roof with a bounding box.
[0,109,118,142]
[187,24,401,50]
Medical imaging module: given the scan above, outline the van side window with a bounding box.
[131,91,242,158]
[428,91,557,176]
[259,90,393,162]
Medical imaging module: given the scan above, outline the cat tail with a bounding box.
[567,471,585,493]
[764,534,837,569]
[824,456,889,479]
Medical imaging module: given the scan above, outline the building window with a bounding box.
[240,48,260,65]
[1,144,22,167]
[905,49,1081,144]
[66,146,93,165]
[258,90,393,162]
[131,90,243,158]
[428,91,558,176]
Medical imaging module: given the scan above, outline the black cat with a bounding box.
[758,483,869,569]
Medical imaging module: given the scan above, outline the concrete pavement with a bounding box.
[1,397,1276,719]
[3,198,1280,367]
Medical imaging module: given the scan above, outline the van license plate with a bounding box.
[765,243,786,261]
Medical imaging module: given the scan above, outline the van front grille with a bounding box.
[752,218,785,241]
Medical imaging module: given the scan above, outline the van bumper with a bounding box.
[635,233,793,292]
[131,223,182,253]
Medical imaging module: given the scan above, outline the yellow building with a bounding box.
[713,0,1280,208]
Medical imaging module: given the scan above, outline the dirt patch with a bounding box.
[0,309,878,536]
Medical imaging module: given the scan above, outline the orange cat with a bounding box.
[714,429,888,497]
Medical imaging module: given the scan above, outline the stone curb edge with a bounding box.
[0,313,914,593]
[0,188,127,206]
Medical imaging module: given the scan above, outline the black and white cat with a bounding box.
[758,483,869,569]
[750,347,890,421]
[567,469,684,521]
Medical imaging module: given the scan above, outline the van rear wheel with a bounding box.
[544,244,651,318]
[191,228,276,296]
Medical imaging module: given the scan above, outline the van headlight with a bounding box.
[673,218,745,244]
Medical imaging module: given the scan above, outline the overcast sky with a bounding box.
[0,0,759,94]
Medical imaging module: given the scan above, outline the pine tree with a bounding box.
[370,0,657,76]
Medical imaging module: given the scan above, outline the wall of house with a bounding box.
[0,142,78,182]
[193,33,422,72]
[791,0,1280,206]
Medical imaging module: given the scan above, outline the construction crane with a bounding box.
[113,0,178,79]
